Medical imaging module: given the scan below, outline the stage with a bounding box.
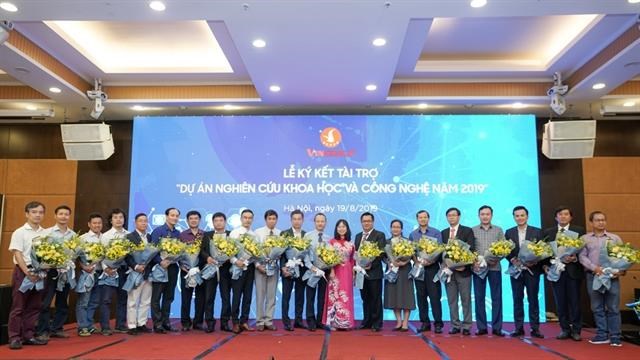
[1,321,638,360]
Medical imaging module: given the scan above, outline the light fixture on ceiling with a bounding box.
[623,101,636,107]
[0,2,18,12]
[628,0,640,4]
[269,85,281,92]
[131,105,147,111]
[417,103,428,109]
[365,84,377,91]
[252,39,266,48]
[149,1,166,11]
[222,104,239,110]
[470,0,487,8]
[372,38,386,47]
[49,87,62,93]
[512,102,527,109]
[25,105,38,111]
[592,83,606,90]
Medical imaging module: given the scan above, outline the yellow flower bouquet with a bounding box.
[230,234,264,280]
[354,240,384,289]
[283,235,312,279]
[62,233,84,259]
[32,236,72,269]
[411,236,445,280]
[555,233,585,261]
[443,239,476,268]
[390,238,415,261]
[262,235,288,276]
[103,237,132,267]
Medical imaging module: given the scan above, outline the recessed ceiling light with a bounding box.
[0,2,18,12]
[269,85,281,92]
[592,83,606,90]
[252,39,266,48]
[49,87,61,93]
[628,0,640,4]
[149,1,166,11]
[417,103,428,109]
[470,0,487,8]
[623,101,636,107]
[131,105,146,111]
[25,105,37,111]
[512,102,527,109]
[365,84,377,91]
[222,104,238,110]
[372,38,386,47]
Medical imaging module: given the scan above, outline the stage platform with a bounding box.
[1,321,638,360]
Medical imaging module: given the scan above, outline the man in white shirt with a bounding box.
[230,209,257,333]
[87,209,129,335]
[8,201,48,350]
[36,205,76,341]
[124,213,153,335]
[303,213,331,331]
[77,213,104,337]
[254,209,281,331]
[102,209,129,333]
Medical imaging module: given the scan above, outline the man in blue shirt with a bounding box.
[150,207,181,333]
[409,210,444,333]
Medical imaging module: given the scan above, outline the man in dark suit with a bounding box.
[200,212,231,332]
[354,212,387,332]
[124,213,153,335]
[505,206,544,339]
[408,210,444,333]
[279,210,307,331]
[441,207,475,336]
[543,206,586,341]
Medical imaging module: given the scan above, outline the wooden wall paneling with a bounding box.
[583,194,640,232]
[619,270,640,307]
[582,157,640,194]
[0,159,6,193]
[2,195,76,232]
[5,125,66,159]
[6,160,77,195]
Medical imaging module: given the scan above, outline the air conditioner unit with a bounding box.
[0,108,55,120]
[60,123,114,160]
[541,120,596,159]
[60,123,111,142]
[600,105,640,117]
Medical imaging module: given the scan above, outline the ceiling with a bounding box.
[1,0,640,123]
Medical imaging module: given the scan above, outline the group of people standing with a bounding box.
[7,201,627,350]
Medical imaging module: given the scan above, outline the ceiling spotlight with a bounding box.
[417,103,428,109]
[131,105,146,111]
[0,2,18,12]
[149,1,166,11]
[629,0,640,4]
[25,105,37,111]
[49,87,62,93]
[470,0,487,8]
[512,102,527,109]
[623,101,636,107]
[592,83,606,90]
[365,84,377,91]
[252,39,266,48]
[222,104,238,110]
[269,85,281,92]
[372,38,387,47]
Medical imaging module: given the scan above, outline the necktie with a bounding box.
[560,227,565,233]
[450,227,456,239]
[318,232,323,243]
[269,229,274,236]
[363,232,369,242]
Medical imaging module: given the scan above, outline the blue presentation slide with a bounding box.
[129,114,543,322]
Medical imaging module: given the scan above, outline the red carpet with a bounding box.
[1,321,638,359]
